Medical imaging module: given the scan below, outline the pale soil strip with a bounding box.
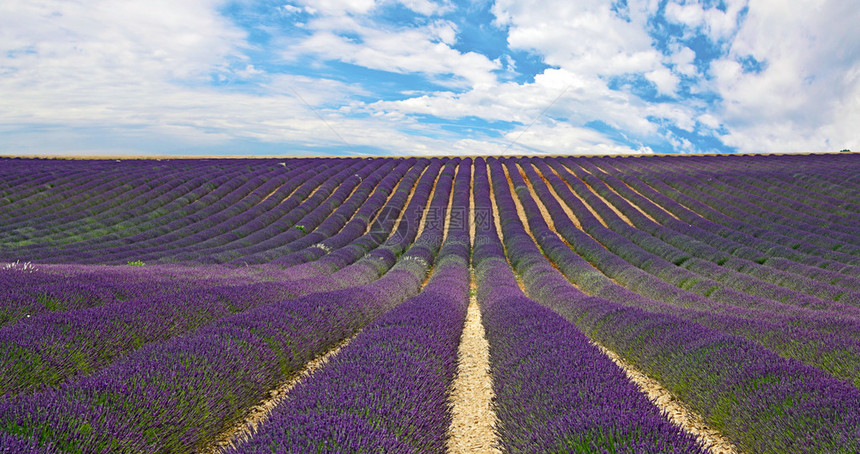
[619,179,682,221]
[441,163,459,242]
[590,162,682,222]
[258,187,281,204]
[364,167,427,236]
[520,164,625,288]
[448,163,500,453]
[486,165,505,242]
[447,268,501,454]
[505,163,739,452]
[498,164,563,277]
[541,163,610,228]
[418,164,458,288]
[570,164,636,227]
[214,167,445,452]
[592,341,741,454]
[255,161,329,207]
[484,164,528,295]
[256,162,337,208]
[516,163,559,233]
[283,164,347,214]
[320,167,372,219]
[523,164,635,291]
[582,165,664,225]
[520,163,583,273]
[487,163,528,290]
[468,162,476,239]
[371,165,429,237]
[512,165,741,453]
[495,163,538,244]
[207,334,357,454]
[253,164,316,207]
[604,164,717,227]
[514,273,527,293]
[413,164,446,240]
[256,186,286,206]
[527,163,584,230]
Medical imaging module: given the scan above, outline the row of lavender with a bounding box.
[220,152,855,453]
[0,158,461,451]
[487,156,860,452]
[515,158,860,387]
[0,153,858,452]
[2,155,857,276]
[226,158,474,452]
[223,157,708,453]
[0,158,437,397]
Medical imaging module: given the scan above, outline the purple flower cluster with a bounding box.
[625,156,860,266]
[229,159,472,452]
[514,157,860,386]
[0,153,857,452]
[472,158,704,452]
[0,161,462,452]
[485,156,860,452]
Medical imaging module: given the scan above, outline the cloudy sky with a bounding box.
[1,0,858,156]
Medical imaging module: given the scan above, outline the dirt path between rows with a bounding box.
[206,335,355,453]
[593,341,741,454]
[589,161,683,222]
[570,164,637,227]
[581,165,665,225]
[542,163,610,228]
[413,169,441,240]
[447,164,501,453]
[365,164,430,243]
[447,268,501,453]
[510,162,741,453]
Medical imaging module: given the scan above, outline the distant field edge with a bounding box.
[0,151,854,160]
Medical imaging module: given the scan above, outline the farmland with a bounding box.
[0,153,858,453]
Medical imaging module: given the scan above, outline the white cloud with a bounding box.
[645,66,680,96]
[394,0,454,16]
[366,64,678,154]
[3,0,855,157]
[286,0,453,17]
[697,113,721,130]
[365,1,693,153]
[0,0,706,156]
[265,74,370,106]
[667,44,697,77]
[0,0,253,135]
[280,4,304,14]
[709,0,860,153]
[0,0,490,155]
[664,2,704,29]
[494,0,663,77]
[501,120,654,155]
[664,0,747,43]
[282,16,499,88]
[291,0,378,15]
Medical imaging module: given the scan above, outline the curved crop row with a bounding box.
[483,156,860,453]
[229,158,472,452]
[472,159,705,452]
[0,153,857,453]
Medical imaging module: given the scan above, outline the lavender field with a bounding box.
[1,154,859,453]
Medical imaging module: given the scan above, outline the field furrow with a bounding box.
[0,153,857,453]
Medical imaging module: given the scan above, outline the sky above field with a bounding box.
[1,0,858,156]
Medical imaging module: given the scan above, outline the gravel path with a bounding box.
[594,342,741,454]
[206,336,355,454]
[446,270,500,454]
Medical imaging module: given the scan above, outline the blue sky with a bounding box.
[1,0,858,156]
